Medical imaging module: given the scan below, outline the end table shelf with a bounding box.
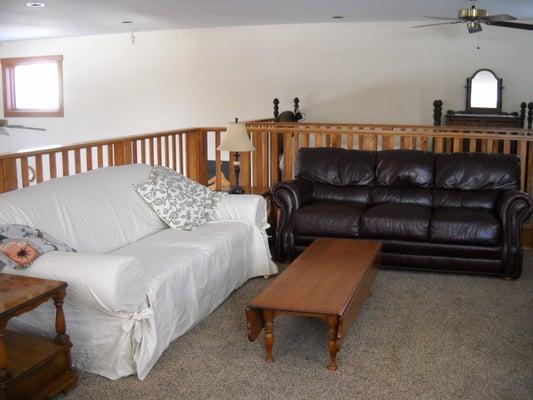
[0,273,77,400]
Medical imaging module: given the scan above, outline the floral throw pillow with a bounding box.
[0,225,76,271]
[134,166,227,230]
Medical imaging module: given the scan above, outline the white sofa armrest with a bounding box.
[213,194,269,230]
[7,251,146,313]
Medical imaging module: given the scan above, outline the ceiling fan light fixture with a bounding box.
[467,21,483,33]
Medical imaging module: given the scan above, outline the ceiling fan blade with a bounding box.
[482,14,517,22]
[0,127,9,136]
[413,21,463,29]
[424,16,459,21]
[5,125,46,131]
[487,21,533,30]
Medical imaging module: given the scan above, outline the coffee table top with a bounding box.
[249,238,381,316]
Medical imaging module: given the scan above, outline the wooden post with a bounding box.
[185,129,208,185]
[113,140,133,166]
[0,158,18,193]
[527,103,533,129]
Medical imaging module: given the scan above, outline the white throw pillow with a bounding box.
[134,166,227,230]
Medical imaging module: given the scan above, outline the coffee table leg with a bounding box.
[263,310,274,362]
[327,316,339,370]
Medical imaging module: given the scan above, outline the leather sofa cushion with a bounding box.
[294,201,366,237]
[433,189,498,210]
[371,187,432,207]
[435,153,520,190]
[376,150,434,187]
[313,183,371,205]
[296,148,375,186]
[360,203,431,241]
[430,208,501,246]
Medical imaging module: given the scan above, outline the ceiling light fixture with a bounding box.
[26,2,45,7]
[332,16,344,19]
[121,21,133,24]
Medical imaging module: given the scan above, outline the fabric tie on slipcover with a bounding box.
[121,303,157,380]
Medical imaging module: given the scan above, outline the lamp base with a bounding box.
[229,185,245,194]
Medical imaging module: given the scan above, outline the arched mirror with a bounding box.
[466,69,503,113]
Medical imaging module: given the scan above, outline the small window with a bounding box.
[1,55,64,117]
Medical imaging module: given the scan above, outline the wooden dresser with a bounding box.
[445,111,522,129]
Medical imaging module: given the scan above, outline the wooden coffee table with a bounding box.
[246,238,381,370]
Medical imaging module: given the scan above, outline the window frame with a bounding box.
[1,55,64,118]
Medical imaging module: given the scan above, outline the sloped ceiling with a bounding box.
[1,0,532,42]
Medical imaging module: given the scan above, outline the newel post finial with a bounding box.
[519,102,527,129]
[433,100,443,126]
[527,103,533,129]
[273,98,280,120]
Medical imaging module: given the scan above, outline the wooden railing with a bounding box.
[0,128,207,193]
[218,122,533,195]
[1,122,533,196]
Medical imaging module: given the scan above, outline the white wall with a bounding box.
[0,22,531,153]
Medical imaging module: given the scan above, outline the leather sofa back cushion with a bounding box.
[433,189,498,209]
[435,153,520,190]
[376,150,434,187]
[371,187,432,207]
[296,148,375,186]
[313,183,371,204]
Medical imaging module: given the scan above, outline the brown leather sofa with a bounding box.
[272,148,533,279]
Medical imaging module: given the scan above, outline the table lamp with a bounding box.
[218,118,255,194]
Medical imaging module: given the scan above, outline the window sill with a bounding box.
[4,110,64,118]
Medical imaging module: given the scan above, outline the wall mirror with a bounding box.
[466,69,503,113]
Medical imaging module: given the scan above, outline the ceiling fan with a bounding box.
[0,119,46,136]
[414,0,533,33]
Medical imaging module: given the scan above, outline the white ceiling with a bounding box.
[1,0,532,42]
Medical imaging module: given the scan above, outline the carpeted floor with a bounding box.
[64,253,533,400]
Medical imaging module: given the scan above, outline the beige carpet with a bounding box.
[64,253,533,400]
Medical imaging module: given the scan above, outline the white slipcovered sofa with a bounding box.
[0,164,277,379]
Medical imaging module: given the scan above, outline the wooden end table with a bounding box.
[246,238,381,370]
[0,273,77,400]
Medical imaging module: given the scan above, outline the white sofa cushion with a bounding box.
[0,164,166,254]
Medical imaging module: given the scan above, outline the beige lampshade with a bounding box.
[218,122,255,152]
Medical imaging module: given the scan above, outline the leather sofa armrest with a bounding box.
[498,190,533,223]
[497,190,533,278]
[271,179,313,261]
[271,179,313,212]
